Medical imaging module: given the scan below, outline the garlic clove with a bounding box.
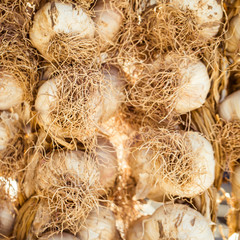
[0,200,16,237]
[77,206,117,240]
[226,14,240,53]
[219,90,240,121]
[0,73,23,110]
[175,59,210,114]
[170,0,223,39]
[93,0,123,46]
[30,2,95,60]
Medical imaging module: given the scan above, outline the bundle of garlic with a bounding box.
[0,111,26,179]
[128,128,215,200]
[77,206,119,240]
[127,203,214,240]
[35,64,125,144]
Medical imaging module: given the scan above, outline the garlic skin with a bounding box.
[129,131,215,199]
[219,90,240,121]
[91,66,125,124]
[226,14,240,53]
[94,0,123,46]
[96,137,118,190]
[175,59,210,114]
[77,206,117,240]
[39,232,79,240]
[30,2,95,60]
[127,204,214,240]
[170,0,223,39]
[0,200,16,237]
[0,73,23,110]
[0,125,9,151]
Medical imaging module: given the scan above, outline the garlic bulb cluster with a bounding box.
[0,72,23,110]
[172,57,210,114]
[93,0,123,46]
[225,14,240,53]
[0,199,16,237]
[170,0,223,39]
[77,206,117,240]
[129,131,215,200]
[30,2,95,60]
[219,90,240,121]
[127,204,214,240]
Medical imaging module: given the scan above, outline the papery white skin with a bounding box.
[226,14,240,53]
[0,73,23,110]
[96,137,118,189]
[174,59,210,114]
[127,204,214,240]
[0,200,16,237]
[94,0,123,46]
[30,2,95,60]
[232,165,240,200]
[219,90,240,121]
[39,232,79,240]
[170,0,223,39]
[130,131,215,199]
[77,206,117,240]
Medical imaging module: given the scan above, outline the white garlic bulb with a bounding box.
[93,0,123,46]
[174,59,210,114]
[219,90,240,121]
[226,14,240,53]
[127,204,214,240]
[0,199,16,237]
[170,0,223,39]
[129,131,215,199]
[39,232,79,240]
[30,2,95,60]
[77,206,117,240]
[0,73,23,110]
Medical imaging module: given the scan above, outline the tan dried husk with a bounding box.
[0,1,40,104]
[32,149,104,234]
[116,0,223,129]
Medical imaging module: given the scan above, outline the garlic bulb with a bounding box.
[94,0,123,46]
[30,2,95,60]
[96,137,118,190]
[35,66,124,140]
[226,14,240,53]
[129,131,215,200]
[170,0,223,39]
[77,206,117,240]
[0,199,16,237]
[0,125,9,151]
[39,233,79,240]
[174,58,210,114]
[127,204,214,240]
[219,90,240,121]
[0,72,23,110]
